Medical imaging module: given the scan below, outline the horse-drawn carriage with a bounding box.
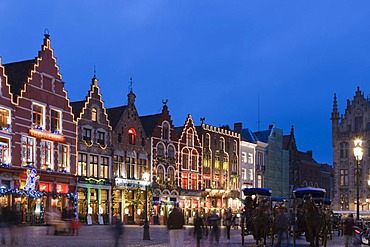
[293,187,332,247]
[241,188,273,246]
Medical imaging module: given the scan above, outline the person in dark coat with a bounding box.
[223,208,233,242]
[208,210,221,244]
[167,202,185,247]
[344,213,355,247]
[276,207,289,247]
[193,211,204,247]
[113,217,123,247]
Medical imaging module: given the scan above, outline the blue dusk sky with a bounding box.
[1,1,370,165]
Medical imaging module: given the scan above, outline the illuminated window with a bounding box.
[51,109,61,133]
[223,157,229,171]
[125,153,136,179]
[21,136,34,166]
[89,155,98,177]
[248,168,253,180]
[157,165,164,185]
[162,122,169,140]
[138,158,147,179]
[241,152,247,163]
[241,168,247,180]
[97,131,105,146]
[32,104,44,128]
[41,140,52,169]
[248,153,253,164]
[168,167,175,186]
[100,156,109,179]
[0,138,10,164]
[58,144,69,171]
[203,153,211,168]
[113,155,124,178]
[0,108,10,129]
[191,174,197,190]
[181,173,188,189]
[78,153,87,176]
[215,156,220,169]
[92,108,98,122]
[128,128,136,145]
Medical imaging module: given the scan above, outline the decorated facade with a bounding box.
[140,101,179,225]
[176,114,203,224]
[2,33,77,225]
[108,86,151,224]
[71,76,113,224]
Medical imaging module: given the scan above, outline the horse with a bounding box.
[252,199,271,246]
[301,194,323,247]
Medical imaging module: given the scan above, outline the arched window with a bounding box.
[220,138,225,150]
[182,149,189,169]
[157,166,165,185]
[92,108,98,122]
[162,122,169,140]
[168,167,175,186]
[191,149,198,170]
[128,128,136,145]
[157,143,165,157]
[168,145,175,159]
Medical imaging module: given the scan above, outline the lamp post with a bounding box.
[143,172,150,240]
[353,139,363,221]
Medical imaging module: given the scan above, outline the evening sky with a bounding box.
[1,1,370,165]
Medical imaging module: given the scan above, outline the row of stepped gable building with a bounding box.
[0,33,333,226]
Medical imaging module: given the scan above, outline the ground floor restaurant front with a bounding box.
[76,177,111,225]
[0,167,77,225]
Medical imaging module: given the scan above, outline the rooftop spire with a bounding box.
[129,77,133,93]
[331,93,339,121]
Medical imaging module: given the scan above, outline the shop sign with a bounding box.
[39,182,51,192]
[115,178,148,188]
[180,190,202,197]
[29,128,66,143]
[78,177,109,185]
[56,184,68,193]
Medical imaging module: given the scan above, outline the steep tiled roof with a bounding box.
[4,59,35,98]
[140,114,161,137]
[106,106,127,129]
[70,101,85,121]
[297,151,317,163]
[174,126,184,138]
[253,129,272,143]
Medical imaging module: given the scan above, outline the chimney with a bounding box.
[269,124,273,129]
[234,122,242,134]
[307,150,312,157]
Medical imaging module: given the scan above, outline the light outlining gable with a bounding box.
[75,78,112,131]
[0,59,14,101]
[178,114,202,147]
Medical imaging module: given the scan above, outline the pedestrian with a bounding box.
[193,211,204,247]
[167,202,185,247]
[113,217,123,247]
[208,209,221,244]
[344,213,355,247]
[71,217,81,236]
[276,206,289,247]
[223,208,232,243]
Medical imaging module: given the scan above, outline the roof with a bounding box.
[253,129,272,143]
[297,151,317,163]
[241,128,259,143]
[4,59,35,97]
[140,113,161,137]
[283,135,291,150]
[174,126,184,137]
[106,105,127,129]
[70,100,85,121]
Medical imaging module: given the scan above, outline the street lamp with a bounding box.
[143,172,150,240]
[354,138,363,221]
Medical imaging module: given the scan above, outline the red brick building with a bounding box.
[3,34,77,224]
[140,101,179,225]
[107,88,151,224]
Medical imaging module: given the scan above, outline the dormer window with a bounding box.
[92,108,98,122]
[128,128,136,145]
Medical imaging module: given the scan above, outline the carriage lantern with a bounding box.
[353,139,363,221]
